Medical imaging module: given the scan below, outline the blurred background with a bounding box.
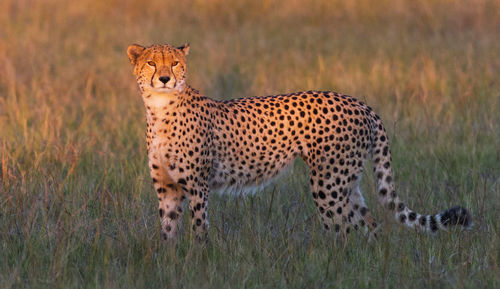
[0,0,499,288]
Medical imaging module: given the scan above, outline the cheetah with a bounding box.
[126,43,472,241]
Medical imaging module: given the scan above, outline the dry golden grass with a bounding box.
[0,0,499,288]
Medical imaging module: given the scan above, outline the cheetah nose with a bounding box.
[159,76,170,84]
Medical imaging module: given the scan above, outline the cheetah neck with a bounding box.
[143,86,196,136]
[142,90,182,110]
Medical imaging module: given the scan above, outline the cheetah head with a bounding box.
[127,43,190,96]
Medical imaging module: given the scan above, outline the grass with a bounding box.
[0,0,499,288]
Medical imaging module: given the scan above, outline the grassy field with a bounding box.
[1,0,499,288]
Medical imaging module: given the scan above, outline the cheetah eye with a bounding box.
[172,61,179,66]
[147,61,156,67]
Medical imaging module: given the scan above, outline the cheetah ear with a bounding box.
[178,43,190,56]
[127,44,145,65]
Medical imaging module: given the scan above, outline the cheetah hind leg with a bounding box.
[349,183,380,241]
[310,173,379,241]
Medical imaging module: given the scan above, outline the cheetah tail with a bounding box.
[370,117,473,233]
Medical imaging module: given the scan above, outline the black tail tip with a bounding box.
[440,206,473,229]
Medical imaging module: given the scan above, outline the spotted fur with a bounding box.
[127,43,472,241]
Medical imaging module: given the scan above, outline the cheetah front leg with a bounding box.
[152,176,185,241]
[185,183,210,241]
